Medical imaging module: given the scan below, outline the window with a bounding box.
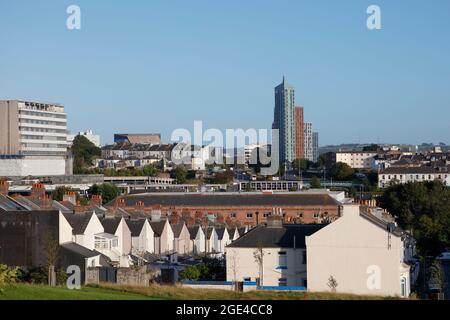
[297,213,303,218]
[243,277,251,282]
[246,213,253,219]
[230,212,236,218]
[278,251,287,269]
[278,278,287,286]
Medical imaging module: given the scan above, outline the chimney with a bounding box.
[31,183,46,199]
[116,198,125,208]
[90,194,102,206]
[0,180,9,196]
[170,213,180,224]
[266,215,283,228]
[63,191,77,205]
[186,217,195,226]
[150,209,161,222]
[135,200,145,211]
[42,194,52,209]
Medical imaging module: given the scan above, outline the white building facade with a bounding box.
[0,100,69,176]
[306,205,417,297]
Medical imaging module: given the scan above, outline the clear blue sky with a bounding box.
[1,0,449,146]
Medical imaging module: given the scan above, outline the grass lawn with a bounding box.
[0,283,401,300]
[0,283,154,300]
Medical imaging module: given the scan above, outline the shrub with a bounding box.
[0,264,19,287]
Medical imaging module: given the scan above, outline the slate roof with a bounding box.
[203,226,215,239]
[227,224,325,248]
[227,227,236,239]
[101,217,122,234]
[150,220,166,237]
[187,225,201,240]
[126,219,146,237]
[171,222,186,238]
[359,211,404,237]
[109,193,340,207]
[63,212,94,235]
[0,194,29,211]
[60,242,100,258]
[215,227,226,240]
[381,165,449,175]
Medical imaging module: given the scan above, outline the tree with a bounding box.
[429,260,447,300]
[310,176,321,189]
[179,266,201,281]
[328,162,355,180]
[142,164,157,177]
[171,166,188,184]
[89,183,120,204]
[378,181,450,255]
[292,159,312,172]
[362,144,381,152]
[179,257,225,281]
[71,135,101,174]
[52,186,73,201]
[44,233,59,286]
[253,243,264,286]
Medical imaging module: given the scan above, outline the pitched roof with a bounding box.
[359,211,404,237]
[150,220,166,236]
[126,219,146,237]
[187,225,201,239]
[101,217,122,234]
[227,227,236,239]
[203,226,215,239]
[63,212,94,234]
[227,224,325,248]
[0,194,29,211]
[171,222,186,238]
[109,193,340,207]
[215,227,226,240]
[381,165,449,174]
[60,242,100,258]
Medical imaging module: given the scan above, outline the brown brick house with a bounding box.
[106,192,342,226]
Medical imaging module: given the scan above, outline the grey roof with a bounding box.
[60,242,100,258]
[215,227,226,240]
[171,222,186,238]
[359,211,404,237]
[227,224,325,248]
[63,212,94,234]
[150,220,166,236]
[0,194,29,211]
[227,227,236,239]
[101,217,122,234]
[110,193,340,207]
[381,165,449,175]
[126,219,146,237]
[10,195,42,210]
[187,225,201,239]
[203,226,215,239]
[51,201,73,214]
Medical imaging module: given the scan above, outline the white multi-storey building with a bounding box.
[334,151,378,169]
[304,122,314,162]
[67,129,101,147]
[378,166,450,188]
[0,100,69,176]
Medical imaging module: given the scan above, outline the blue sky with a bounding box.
[1,0,449,146]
